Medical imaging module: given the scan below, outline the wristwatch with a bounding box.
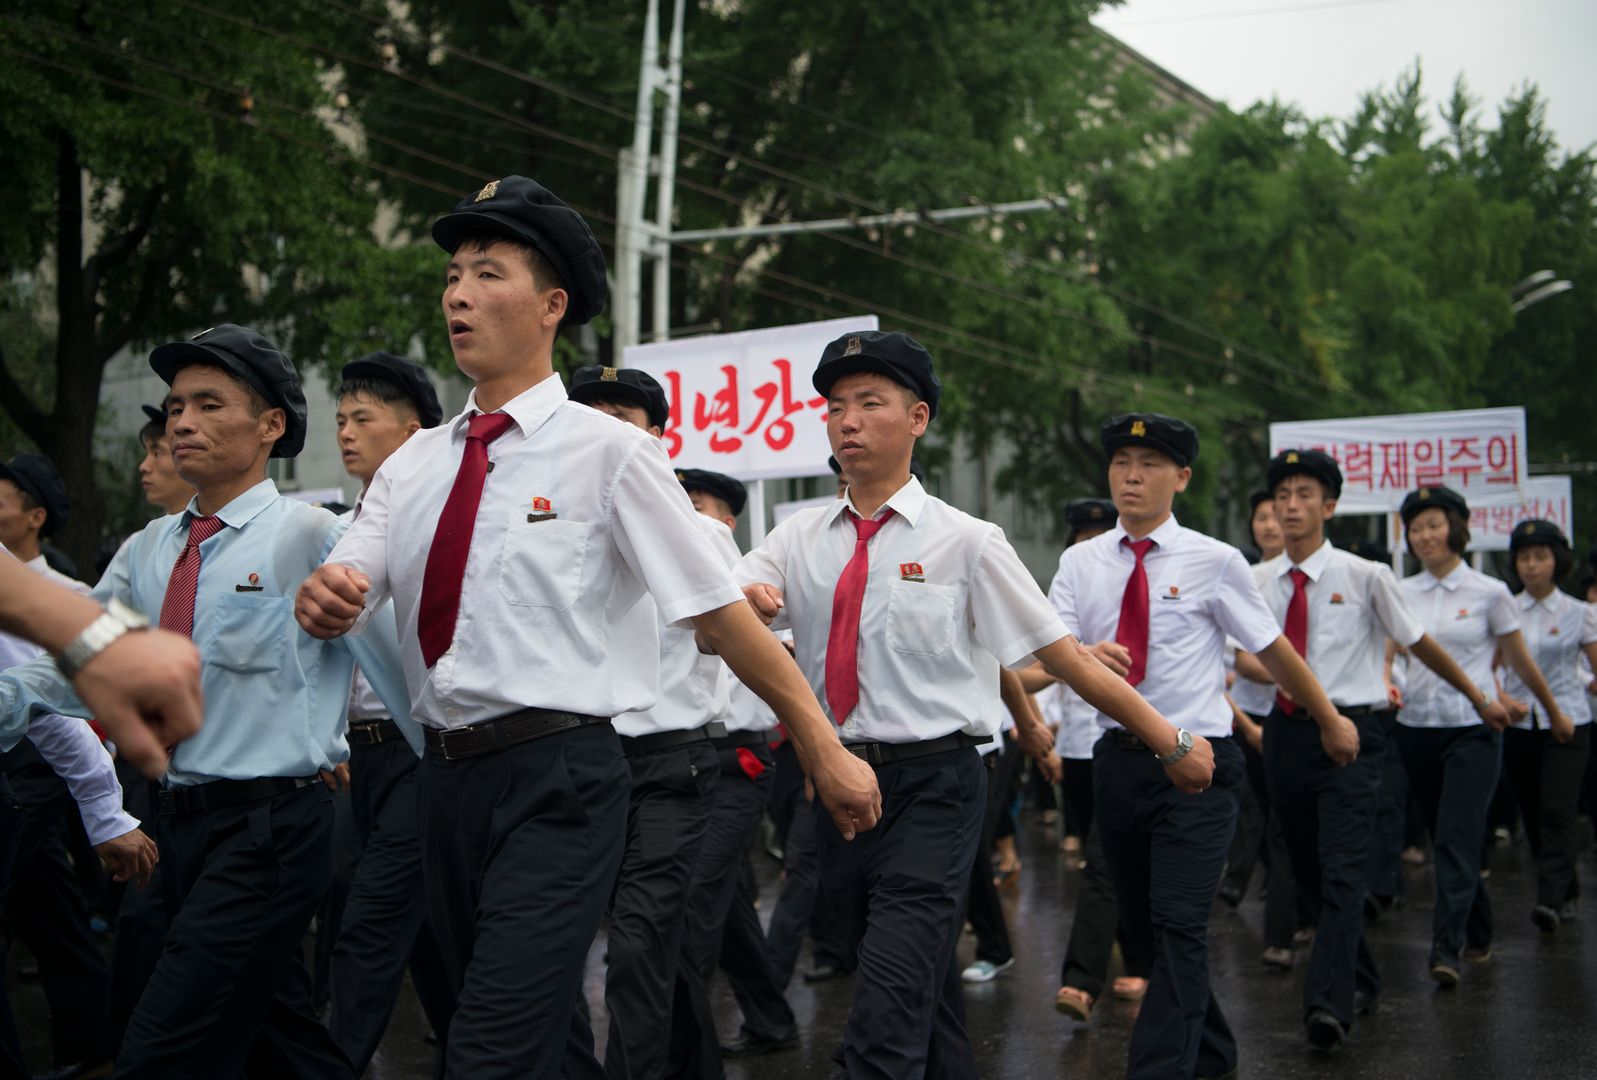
[1156,728,1195,766]
[54,599,151,680]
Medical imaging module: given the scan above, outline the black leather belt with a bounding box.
[618,725,712,758]
[424,709,610,761]
[348,718,404,746]
[1275,704,1379,720]
[711,728,773,750]
[158,775,319,816]
[843,730,985,767]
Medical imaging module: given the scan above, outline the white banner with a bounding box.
[624,316,878,481]
[1386,475,1574,554]
[1268,407,1527,515]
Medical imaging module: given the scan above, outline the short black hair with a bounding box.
[336,376,420,419]
[1506,542,1575,593]
[139,417,167,448]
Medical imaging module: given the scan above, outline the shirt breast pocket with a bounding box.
[885,581,957,657]
[496,518,594,611]
[206,594,292,674]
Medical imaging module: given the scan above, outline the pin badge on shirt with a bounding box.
[1329,592,1345,605]
[1457,608,1470,619]
[899,562,925,582]
[1160,584,1181,601]
[236,571,264,593]
[528,496,557,523]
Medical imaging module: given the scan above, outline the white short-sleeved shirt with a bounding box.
[338,507,389,724]
[1228,635,1277,717]
[1398,563,1521,729]
[1500,590,1597,729]
[617,515,742,737]
[1254,541,1425,709]
[735,477,1069,745]
[1043,682,1101,760]
[1048,515,1281,739]
[327,373,745,730]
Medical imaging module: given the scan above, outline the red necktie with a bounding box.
[825,509,894,724]
[1115,537,1156,687]
[1276,567,1310,713]
[418,412,516,668]
[158,515,225,638]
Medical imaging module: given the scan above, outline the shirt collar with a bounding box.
[825,475,928,529]
[177,478,279,533]
[1108,512,1181,551]
[1283,538,1334,583]
[1417,562,1468,592]
[455,371,566,443]
[1518,589,1559,612]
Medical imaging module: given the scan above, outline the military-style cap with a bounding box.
[340,351,445,429]
[813,331,941,421]
[568,365,670,431]
[0,453,69,538]
[1508,518,1570,554]
[1399,484,1468,525]
[1065,498,1116,530]
[141,404,167,426]
[676,468,747,517]
[1339,538,1391,564]
[1267,448,1343,498]
[431,176,607,327]
[1100,412,1198,467]
[1248,490,1274,513]
[149,324,308,458]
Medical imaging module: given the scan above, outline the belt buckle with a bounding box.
[437,729,465,762]
[845,743,870,764]
[157,789,178,815]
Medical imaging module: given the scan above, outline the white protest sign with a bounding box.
[624,316,879,481]
[1386,475,1574,554]
[1269,407,1527,515]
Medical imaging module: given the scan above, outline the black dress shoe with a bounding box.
[802,963,848,984]
[721,1031,799,1057]
[1353,989,1376,1016]
[1306,1009,1346,1052]
[1216,880,1244,909]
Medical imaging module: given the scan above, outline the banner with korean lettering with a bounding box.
[1387,475,1574,554]
[624,316,879,480]
[1268,407,1527,515]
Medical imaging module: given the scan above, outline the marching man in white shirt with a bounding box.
[294,175,880,1080]
[1256,450,1495,1051]
[1046,414,1355,1080]
[737,332,1212,1078]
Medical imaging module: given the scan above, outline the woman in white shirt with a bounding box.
[1495,520,1596,933]
[1394,487,1566,988]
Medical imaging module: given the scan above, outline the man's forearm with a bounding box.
[1035,638,1177,756]
[696,601,841,767]
[1234,650,1272,684]
[1409,635,1487,705]
[0,559,102,653]
[1258,637,1338,725]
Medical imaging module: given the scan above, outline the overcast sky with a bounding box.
[1093,0,1597,155]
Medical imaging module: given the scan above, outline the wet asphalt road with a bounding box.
[12,812,1597,1078]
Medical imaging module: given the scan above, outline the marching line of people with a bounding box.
[0,172,1589,1080]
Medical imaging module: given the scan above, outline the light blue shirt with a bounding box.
[0,479,419,786]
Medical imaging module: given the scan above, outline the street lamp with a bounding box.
[1512,270,1574,313]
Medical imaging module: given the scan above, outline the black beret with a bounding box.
[1339,538,1391,565]
[1399,485,1468,525]
[1100,412,1199,467]
[0,453,70,537]
[149,324,308,459]
[1065,498,1116,530]
[431,176,607,327]
[340,351,445,429]
[1267,448,1343,498]
[141,404,167,426]
[676,468,747,517]
[813,331,941,421]
[568,365,670,431]
[1248,490,1274,513]
[1509,518,1570,554]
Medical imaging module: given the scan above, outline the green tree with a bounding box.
[0,0,444,569]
